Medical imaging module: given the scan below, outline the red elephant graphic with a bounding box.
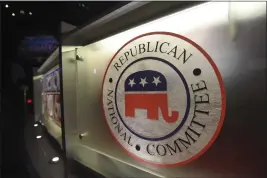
[124,70,179,123]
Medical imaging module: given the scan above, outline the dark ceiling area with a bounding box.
[3,2,129,29]
[60,2,130,27]
[2,2,129,67]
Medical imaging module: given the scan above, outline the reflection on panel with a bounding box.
[41,65,62,145]
[42,93,61,126]
[61,50,79,152]
[33,75,43,122]
[42,67,61,93]
[62,2,266,178]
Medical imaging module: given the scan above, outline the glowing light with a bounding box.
[34,124,38,127]
[36,135,42,139]
[29,12,32,15]
[12,13,15,16]
[51,157,60,163]
[5,4,9,8]
[27,99,32,104]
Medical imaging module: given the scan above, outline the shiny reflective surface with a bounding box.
[62,2,266,177]
[33,77,43,122]
[41,66,62,146]
[102,33,225,165]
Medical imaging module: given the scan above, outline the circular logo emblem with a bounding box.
[102,32,226,166]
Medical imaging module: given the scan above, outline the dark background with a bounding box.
[1,1,128,116]
[0,2,128,177]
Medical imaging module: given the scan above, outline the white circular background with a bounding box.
[102,33,223,165]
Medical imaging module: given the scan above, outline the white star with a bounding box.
[139,77,148,87]
[152,76,162,86]
[128,78,136,87]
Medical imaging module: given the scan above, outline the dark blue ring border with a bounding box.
[114,57,191,141]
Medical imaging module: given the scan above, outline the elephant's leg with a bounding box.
[125,95,136,118]
[159,95,179,123]
[147,104,159,121]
